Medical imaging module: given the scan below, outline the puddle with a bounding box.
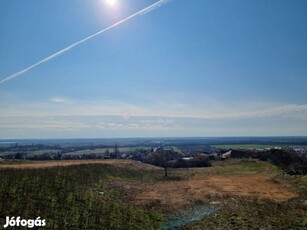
[160,203,220,229]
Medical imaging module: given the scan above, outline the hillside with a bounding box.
[0,159,306,229]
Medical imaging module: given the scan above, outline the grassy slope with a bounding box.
[0,164,164,230]
[0,160,306,229]
[179,196,307,230]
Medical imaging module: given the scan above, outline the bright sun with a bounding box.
[105,0,117,7]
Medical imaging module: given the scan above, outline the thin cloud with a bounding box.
[140,0,172,15]
[50,97,71,104]
[1,98,307,121]
[1,111,307,137]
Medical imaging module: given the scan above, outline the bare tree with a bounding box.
[145,152,172,177]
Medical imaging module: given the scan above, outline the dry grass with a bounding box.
[110,174,297,213]
[0,159,159,170]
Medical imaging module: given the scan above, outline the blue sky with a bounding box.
[1,0,307,138]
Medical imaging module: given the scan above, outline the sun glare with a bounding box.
[105,0,117,7]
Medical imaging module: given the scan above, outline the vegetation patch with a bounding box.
[179,197,307,230]
[160,203,220,229]
[0,164,164,229]
[211,144,281,149]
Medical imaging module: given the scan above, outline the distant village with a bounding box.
[0,141,306,175]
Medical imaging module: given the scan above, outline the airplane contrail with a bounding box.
[0,0,170,85]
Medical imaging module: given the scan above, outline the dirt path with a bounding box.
[0,159,159,170]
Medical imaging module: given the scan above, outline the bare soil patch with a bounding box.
[112,174,297,212]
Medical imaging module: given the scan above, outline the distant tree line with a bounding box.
[138,148,211,177]
[172,155,211,168]
[229,148,307,175]
[270,148,307,175]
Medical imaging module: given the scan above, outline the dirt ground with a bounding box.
[112,174,297,212]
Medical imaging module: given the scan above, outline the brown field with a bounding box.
[111,174,297,212]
